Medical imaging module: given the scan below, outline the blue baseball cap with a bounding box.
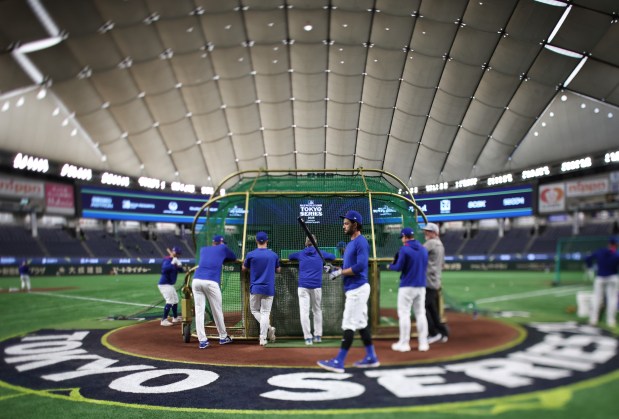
[340,210,363,225]
[213,235,226,244]
[400,227,414,238]
[256,231,268,243]
[172,246,182,255]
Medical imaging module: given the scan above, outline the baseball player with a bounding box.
[242,232,281,346]
[157,246,184,326]
[192,235,238,349]
[18,260,31,292]
[289,235,336,345]
[422,222,450,344]
[317,210,380,373]
[585,237,619,328]
[387,227,429,352]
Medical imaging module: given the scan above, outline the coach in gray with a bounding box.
[422,223,449,344]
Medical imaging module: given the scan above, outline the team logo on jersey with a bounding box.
[0,322,617,412]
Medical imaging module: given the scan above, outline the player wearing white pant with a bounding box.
[193,235,238,349]
[289,236,336,344]
[387,227,429,352]
[243,232,281,346]
[18,260,31,292]
[586,237,619,328]
[317,210,380,373]
[157,246,184,326]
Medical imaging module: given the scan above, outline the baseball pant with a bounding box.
[590,274,618,327]
[192,278,228,341]
[250,294,273,342]
[426,287,449,337]
[341,282,370,331]
[298,287,323,339]
[158,284,178,304]
[20,274,31,291]
[397,286,428,346]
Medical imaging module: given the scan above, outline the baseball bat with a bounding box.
[297,216,327,264]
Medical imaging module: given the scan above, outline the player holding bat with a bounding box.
[158,246,184,326]
[317,210,380,373]
[288,234,336,345]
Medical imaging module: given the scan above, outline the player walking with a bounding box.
[157,246,184,326]
[317,210,380,373]
[387,227,429,352]
[192,235,238,349]
[422,223,449,344]
[585,237,619,328]
[242,232,281,346]
[289,235,336,345]
[18,260,31,292]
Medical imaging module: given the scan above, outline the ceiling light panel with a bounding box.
[209,47,252,79]
[368,13,413,48]
[244,9,288,43]
[287,9,328,42]
[329,9,372,44]
[200,12,245,47]
[155,17,205,54]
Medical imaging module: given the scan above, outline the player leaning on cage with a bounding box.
[288,234,336,345]
[387,227,430,352]
[158,246,184,326]
[242,232,281,346]
[585,237,619,328]
[318,210,380,373]
[192,235,238,349]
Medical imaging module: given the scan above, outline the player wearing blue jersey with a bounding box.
[585,237,619,328]
[242,232,281,346]
[158,246,184,326]
[192,235,238,349]
[289,235,336,345]
[387,227,429,352]
[318,210,380,373]
[18,260,31,292]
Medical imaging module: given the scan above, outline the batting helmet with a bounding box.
[172,246,182,255]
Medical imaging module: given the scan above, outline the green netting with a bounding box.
[189,170,425,338]
[554,235,609,285]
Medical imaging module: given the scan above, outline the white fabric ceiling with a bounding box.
[1,0,618,189]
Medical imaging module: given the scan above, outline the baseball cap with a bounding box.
[421,223,439,234]
[172,246,182,255]
[256,231,268,243]
[400,227,414,238]
[213,235,226,244]
[340,210,363,225]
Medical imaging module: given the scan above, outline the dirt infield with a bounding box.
[106,311,522,368]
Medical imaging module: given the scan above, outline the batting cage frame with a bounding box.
[180,168,428,342]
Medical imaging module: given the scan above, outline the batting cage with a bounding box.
[183,168,427,341]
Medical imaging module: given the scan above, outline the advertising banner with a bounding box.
[538,182,565,213]
[0,175,44,199]
[45,182,75,215]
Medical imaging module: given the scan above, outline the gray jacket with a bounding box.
[423,237,444,290]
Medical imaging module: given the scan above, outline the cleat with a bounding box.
[259,339,268,346]
[427,334,443,344]
[353,356,380,368]
[391,342,411,352]
[441,335,449,343]
[199,340,209,349]
[160,319,173,326]
[305,338,313,345]
[313,335,322,343]
[317,358,345,373]
[267,326,276,342]
[219,336,233,345]
[418,342,430,352]
[172,316,182,324]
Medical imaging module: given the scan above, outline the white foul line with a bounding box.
[30,291,161,308]
[476,285,587,305]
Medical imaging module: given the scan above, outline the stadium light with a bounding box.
[561,157,591,172]
[454,178,478,188]
[60,163,92,181]
[101,172,130,187]
[605,151,619,164]
[522,166,550,180]
[13,152,49,173]
[425,182,449,192]
[487,173,513,186]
